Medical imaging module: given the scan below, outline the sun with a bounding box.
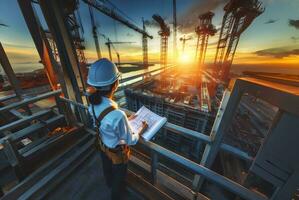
[179,53,191,64]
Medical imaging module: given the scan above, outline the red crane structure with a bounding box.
[214,0,264,83]
[195,12,217,70]
[152,14,170,70]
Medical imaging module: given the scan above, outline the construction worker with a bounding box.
[87,58,147,200]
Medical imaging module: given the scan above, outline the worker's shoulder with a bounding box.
[108,108,126,119]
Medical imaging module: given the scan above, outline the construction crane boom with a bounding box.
[88,5,102,59]
[103,37,135,65]
[82,0,153,39]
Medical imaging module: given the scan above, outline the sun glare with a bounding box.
[179,53,191,64]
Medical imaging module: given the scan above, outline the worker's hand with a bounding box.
[128,114,137,121]
[139,121,148,135]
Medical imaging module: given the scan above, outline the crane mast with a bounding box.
[195,12,217,69]
[153,14,170,70]
[214,0,264,83]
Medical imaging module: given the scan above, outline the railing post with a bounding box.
[3,138,25,181]
[54,95,64,114]
[193,85,242,192]
[150,150,158,185]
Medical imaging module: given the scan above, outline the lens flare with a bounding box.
[179,53,191,64]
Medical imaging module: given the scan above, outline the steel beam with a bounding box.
[0,90,61,114]
[193,87,241,190]
[142,140,268,200]
[0,94,17,103]
[237,77,299,115]
[0,110,52,134]
[17,0,65,92]
[38,0,84,103]
[83,0,153,39]
[18,138,94,199]
[0,42,22,97]
[1,133,92,200]
[220,143,253,162]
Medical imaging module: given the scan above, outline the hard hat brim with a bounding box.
[87,71,121,87]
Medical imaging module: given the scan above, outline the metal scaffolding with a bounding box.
[153,15,170,70]
[214,0,264,83]
[142,18,149,68]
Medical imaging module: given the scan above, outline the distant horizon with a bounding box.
[2,62,298,76]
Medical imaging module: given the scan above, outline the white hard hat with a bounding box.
[87,58,121,89]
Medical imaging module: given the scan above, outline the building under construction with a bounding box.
[125,68,216,160]
[0,0,299,200]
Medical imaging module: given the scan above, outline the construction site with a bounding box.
[0,0,299,200]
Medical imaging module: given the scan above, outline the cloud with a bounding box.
[0,23,9,27]
[291,36,299,43]
[144,18,160,28]
[264,19,278,24]
[178,0,227,33]
[0,20,9,27]
[2,43,34,49]
[255,47,299,58]
[289,19,299,29]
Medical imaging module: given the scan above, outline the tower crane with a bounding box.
[214,0,264,83]
[82,0,153,68]
[195,12,217,69]
[100,34,135,66]
[179,35,192,53]
[152,14,170,70]
[173,0,177,62]
[106,40,135,66]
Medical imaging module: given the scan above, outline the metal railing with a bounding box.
[119,65,173,89]
[0,90,61,145]
[59,96,265,200]
[0,78,264,200]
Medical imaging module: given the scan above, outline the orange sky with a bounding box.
[0,0,298,74]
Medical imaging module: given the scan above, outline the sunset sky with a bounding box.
[0,0,298,74]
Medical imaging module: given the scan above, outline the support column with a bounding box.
[192,83,242,191]
[38,0,83,103]
[38,0,87,124]
[17,0,66,93]
[0,42,22,97]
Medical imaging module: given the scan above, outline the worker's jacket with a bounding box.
[89,97,139,164]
